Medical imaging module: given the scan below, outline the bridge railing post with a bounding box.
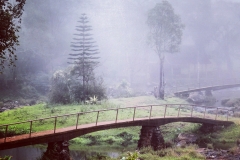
[133,107,136,121]
[215,108,218,120]
[76,113,80,129]
[54,117,57,133]
[204,106,206,118]
[149,105,152,119]
[164,105,168,118]
[227,110,229,121]
[115,109,119,123]
[29,121,32,138]
[4,125,8,143]
[191,105,193,117]
[178,105,181,117]
[96,111,100,125]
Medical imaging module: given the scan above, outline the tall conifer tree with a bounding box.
[68,13,99,101]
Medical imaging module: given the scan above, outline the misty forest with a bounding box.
[1,0,240,160]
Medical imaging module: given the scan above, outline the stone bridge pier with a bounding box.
[138,126,165,150]
[205,89,213,96]
[41,141,71,160]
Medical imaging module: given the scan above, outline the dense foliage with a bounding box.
[0,0,26,73]
[49,68,106,104]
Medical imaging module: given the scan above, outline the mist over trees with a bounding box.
[0,0,240,102]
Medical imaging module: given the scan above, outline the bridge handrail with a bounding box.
[174,83,240,94]
[0,104,233,143]
[0,104,232,127]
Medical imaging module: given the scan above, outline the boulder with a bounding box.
[187,92,205,104]
[177,133,198,144]
[176,140,187,147]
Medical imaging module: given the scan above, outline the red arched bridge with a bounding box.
[0,104,234,150]
[174,83,240,97]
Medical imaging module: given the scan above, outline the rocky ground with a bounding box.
[176,133,240,159]
[0,100,20,112]
[197,148,240,160]
[0,99,37,112]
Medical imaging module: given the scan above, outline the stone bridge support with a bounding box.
[138,126,165,150]
[41,141,71,160]
[205,89,213,97]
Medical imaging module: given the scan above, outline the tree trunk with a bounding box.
[159,57,164,99]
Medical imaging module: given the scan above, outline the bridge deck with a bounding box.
[174,83,240,96]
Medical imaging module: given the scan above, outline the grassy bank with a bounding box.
[77,145,205,160]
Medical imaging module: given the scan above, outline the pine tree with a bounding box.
[68,13,99,101]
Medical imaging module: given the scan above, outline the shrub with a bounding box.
[69,137,91,144]
[206,143,213,149]
[224,98,240,107]
[107,80,134,98]
[229,146,239,154]
[117,131,133,146]
[20,84,39,99]
[49,69,106,104]
[100,136,122,144]
[233,112,240,117]
[121,151,140,160]
[49,70,71,104]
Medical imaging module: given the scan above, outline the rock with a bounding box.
[177,140,187,147]
[0,101,3,108]
[197,148,240,160]
[186,91,216,105]
[177,133,198,143]
[0,107,8,112]
[187,92,205,104]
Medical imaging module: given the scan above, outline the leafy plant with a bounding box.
[90,95,98,104]
[0,155,12,160]
[121,151,139,160]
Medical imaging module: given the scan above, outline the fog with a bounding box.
[4,0,240,94]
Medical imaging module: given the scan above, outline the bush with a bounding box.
[222,98,240,107]
[49,69,106,104]
[121,151,139,160]
[206,143,214,149]
[100,136,122,144]
[49,70,71,104]
[107,80,134,98]
[69,137,91,144]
